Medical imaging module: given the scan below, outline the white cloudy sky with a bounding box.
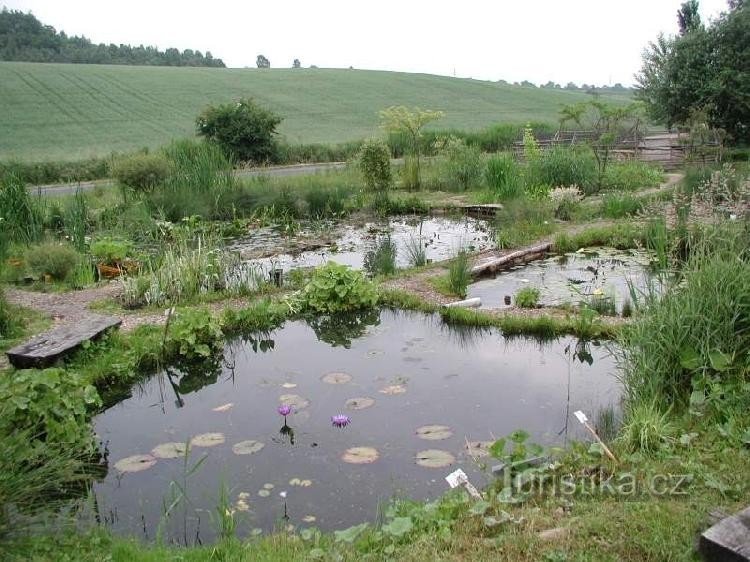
[3,0,730,85]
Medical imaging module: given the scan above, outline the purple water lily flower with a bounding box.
[331,414,351,428]
[278,404,292,422]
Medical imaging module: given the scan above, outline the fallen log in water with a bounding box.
[470,243,552,278]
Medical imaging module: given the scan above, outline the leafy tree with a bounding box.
[0,9,225,66]
[256,54,270,68]
[196,98,282,163]
[677,0,702,34]
[357,139,392,195]
[292,58,301,68]
[379,106,443,189]
[636,2,749,142]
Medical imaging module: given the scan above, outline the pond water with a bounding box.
[229,215,494,273]
[93,310,619,544]
[468,248,658,313]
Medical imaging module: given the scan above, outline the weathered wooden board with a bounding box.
[6,314,121,368]
[700,506,750,561]
[470,242,552,278]
[463,203,503,219]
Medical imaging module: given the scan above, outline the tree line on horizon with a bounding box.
[0,9,225,67]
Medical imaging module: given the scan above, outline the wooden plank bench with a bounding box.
[6,314,122,369]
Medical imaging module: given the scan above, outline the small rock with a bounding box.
[537,527,569,541]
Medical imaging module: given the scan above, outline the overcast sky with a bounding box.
[3,0,730,85]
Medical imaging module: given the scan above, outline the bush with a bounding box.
[603,161,664,191]
[600,193,643,218]
[24,242,80,281]
[550,186,583,220]
[358,139,392,194]
[527,146,597,193]
[484,153,523,199]
[167,308,224,361]
[109,152,170,193]
[91,238,130,264]
[297,262,378,314]
[196,98,281,164]
[441,137,483,191]
[515,286,540,308]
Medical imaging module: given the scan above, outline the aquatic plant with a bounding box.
[447,249,471,298]
[515,286,540,308]
[278,404,292,420]
[297,262,378,314]
[331,414,351,428]
[404,234,427,267]
[364,236,397,276]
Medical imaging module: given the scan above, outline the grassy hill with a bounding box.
[0,62,631,162]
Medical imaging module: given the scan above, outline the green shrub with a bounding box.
[91,238,130,264]
[527,146,597,193]
[447,250,471,298]
[0,368,101,452]
[167,308,224,361]
[600,193,643,218]
[0,156,109,185]
[618,401,675,453]
[24,241,80,281]
[603,161,664,191]
[109,152,170,193]
[358,139,392,194]
[484,153,523,199]
[441,137,483,191]
[515,286,540,308]
[298,262,378,314]
[196,97,281,163]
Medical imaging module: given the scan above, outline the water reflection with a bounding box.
[305,309,381,348]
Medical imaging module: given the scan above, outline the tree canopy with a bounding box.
[636,1,749,143]
[0,9,225,67]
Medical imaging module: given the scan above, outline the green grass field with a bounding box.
[0,62,630,162]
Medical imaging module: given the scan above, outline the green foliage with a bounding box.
[618,401,676,453]
[0,173,44,249]
[553,223,646,253]
[522,124,541,161]
[494,198,555,249]
[222,299,287,335]
[0,288,19,340]
[0,368,101,451]
[440,137,483,191]
[298,262,378,314]
[196,98,281,164]
[603,161,664,191]
[0,157,109,186]
[400,156,420,191]
[109,152,170,194]
[167,308,224,361]
[527,146,597,193]
[364,236,397,277]
[404,235,427,267]
[24,241,80,281]
[91,237,130,264]
[636,6,749,142]
[600,193,643,218]
[484,153,523,199]
[515,286,540,308]
[447,250,471,299]
[357,139,392,194]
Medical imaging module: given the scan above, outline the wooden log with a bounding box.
[6,314,122,369]
[699,506,750,561]
[470,243,552,278]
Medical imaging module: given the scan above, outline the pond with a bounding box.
[229,215,494,273]
[93,310,620,544]
[468,248,658,313]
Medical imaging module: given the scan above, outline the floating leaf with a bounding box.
[415,449,455,468]
[238,492,250,500]
[151,442,189,459]
[212,403,234,412]
[300,479,312,487]
[281,382,298,389]
[302,515,317,524]
[114,454,157,473]
[334,523,369,543]
[263,483,275,490]
[345,397,375,410]
[258,489,271,497]
[379,384,406,395]
[232,440,265,455]
[382,516,413,537]
[235,500,250,512]
[341,447,380,464]
[321,372,352,384]
[465,441,493,458]
[289,478,301,486]
[416,425,453,441]
[190,433,225,447]
[279,394,310,410]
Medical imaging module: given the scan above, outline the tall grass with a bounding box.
[404,234,427,267]
[447,249,471,298]
[526,146,597,194]
[484,153,523,199]
[364,236,397,276]
[0,174,45,255]
[600,193,643,218]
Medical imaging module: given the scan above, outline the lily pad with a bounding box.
[341,447,380,464]
[279,394,310,410]
[379,384,406,395]
[302,515,317,523]
[114,454,157,473]
[465,441,494,458]
[232,440,265,455]
[281,382,298,389]
[263,483,275,490]
[190,432,225,447]
[321,372,352,384]
[258,489,271,497]
[212,403,233,412]
[345,397,375,410]
[416,425,453,440]
[151,442,189,459]
[415,449,456,468]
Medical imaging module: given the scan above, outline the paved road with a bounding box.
[27,161,349,197]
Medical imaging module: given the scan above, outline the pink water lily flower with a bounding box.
[331,414,351,428]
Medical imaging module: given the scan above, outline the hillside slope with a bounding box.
[0,62,630,161]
